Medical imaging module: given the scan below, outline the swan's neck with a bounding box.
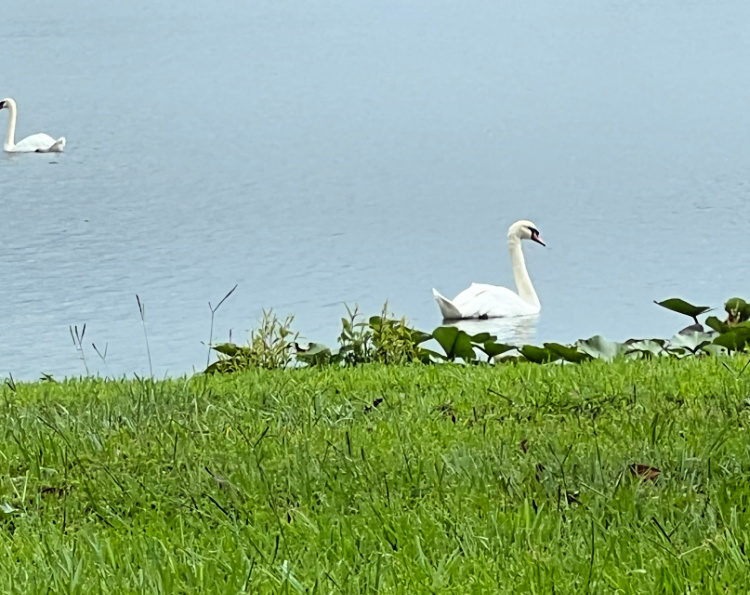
[508,237,540,309]
[3,102,16,151]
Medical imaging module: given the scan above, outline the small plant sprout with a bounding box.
[205,284,238,370]
[92,342,110,377]
[205,310,299,373]
[136,295,153,378]
[69,323,89,375]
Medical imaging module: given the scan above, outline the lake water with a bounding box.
[1,0,749,379]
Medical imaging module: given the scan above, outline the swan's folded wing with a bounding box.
[13,133,60,153]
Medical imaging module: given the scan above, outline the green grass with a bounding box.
[2,358,750,593]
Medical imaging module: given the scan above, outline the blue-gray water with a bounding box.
[1,0,749,379]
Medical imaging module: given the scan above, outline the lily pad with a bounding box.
[469,332,495,344]
[479,339,516,358]
[677,323,705,335]
[668,331,713,354]
[703,343,728,357]
[654,298,710,321]
[431,326,476,361]
[418,348,446,362]
[576,335,626,361]
[543,342,592,363]
[410,329,434,345]
[519,345,560,364]
[625,339,667,358]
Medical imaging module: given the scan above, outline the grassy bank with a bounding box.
[2,359,750,592]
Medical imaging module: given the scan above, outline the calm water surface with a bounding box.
[1,0,749,378]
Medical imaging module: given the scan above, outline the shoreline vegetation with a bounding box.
[206,296,750,374]
[3,296,750,591]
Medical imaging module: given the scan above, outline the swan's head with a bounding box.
[0,98,15,111]
[509,220,545,246]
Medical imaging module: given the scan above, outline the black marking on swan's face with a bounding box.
[528,226,545,246]
[0,101,6,110]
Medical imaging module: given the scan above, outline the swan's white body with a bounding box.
[444,314,539,345]
[433,220,545,320]
[0,98,65,153]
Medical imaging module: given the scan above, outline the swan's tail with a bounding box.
[37,137,66,153]
[50,137,66,152]
[432,288,462,320]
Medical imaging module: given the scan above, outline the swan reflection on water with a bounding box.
[444,314,539,346]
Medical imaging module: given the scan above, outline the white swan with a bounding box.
[432,220,545,319]
[0,98,66,153]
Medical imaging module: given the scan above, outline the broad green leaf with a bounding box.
[431,327,476,361]
[705,316,729,334]
[480,339,516,358]
[469,332,495,344]
[418,348,445,362]
[668,331,714,354]
[625,339,667,358]
[212,343,241,357]
[713,328,750,351]
[520,345,560,364]
[452,332,477,361]
[654,298,710,320]
[544,342,592,363]
[452,333,477,361]
[368,316,382,330]
[576,336,626,361]
[410,329,433,345]
[431,326,459,358]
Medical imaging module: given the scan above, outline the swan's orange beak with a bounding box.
[531,230,545,246]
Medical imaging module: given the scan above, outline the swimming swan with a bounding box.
[0,98,66,153]
[432,220,545,319]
